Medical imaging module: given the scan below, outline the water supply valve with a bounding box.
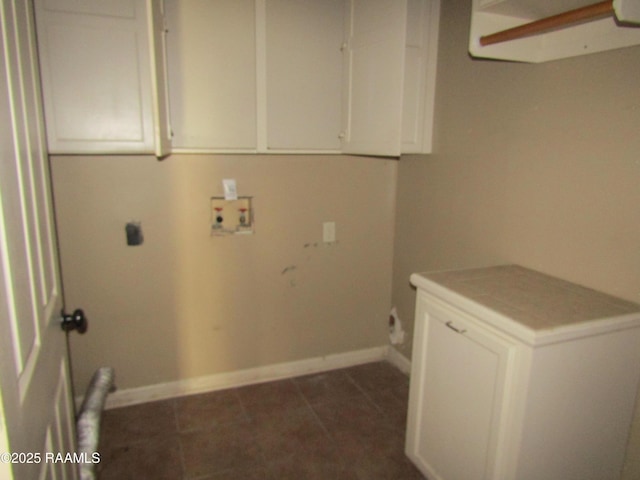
[210,197,254,236]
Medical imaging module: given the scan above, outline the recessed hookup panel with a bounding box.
[210,196,254,236]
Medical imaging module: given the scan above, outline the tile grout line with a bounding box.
[345,367,386,415]
[291,375,352,475]
[292,377,334,439]
[231,386,273,470]
[171,398,190,480]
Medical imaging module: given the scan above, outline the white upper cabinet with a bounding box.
[167,0,439,157]
[34,0,439,157]
[34,0,172,156]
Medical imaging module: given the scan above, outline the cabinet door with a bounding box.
[406,294,517,480]
[166,0,257,151]
[341,0,407,157]
[34,0,158,154]
[148,0,172,157]
[264,0,344,151]
[401,0,439,154]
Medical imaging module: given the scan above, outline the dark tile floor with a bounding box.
[97,361,426,479]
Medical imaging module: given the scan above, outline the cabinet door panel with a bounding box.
[43,24,144,142]
[420,317,497,479]
[341,0,406,156]
[407,296,516,480]
[35,0,160,154]
[265,0,343,150]
[42,0,135,18]
[166,0,256,150]
[35,0,154,153]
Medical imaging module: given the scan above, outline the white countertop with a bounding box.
[411,265,640,346]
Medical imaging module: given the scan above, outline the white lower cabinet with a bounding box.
[407,266,640,480]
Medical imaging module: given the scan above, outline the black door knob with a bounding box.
[61,308,88,334]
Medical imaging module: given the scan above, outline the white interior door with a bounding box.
[0,1,77,479]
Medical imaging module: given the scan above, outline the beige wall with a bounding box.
[50,0,640,472]
[51,154,397,393]
[391,0,640,476]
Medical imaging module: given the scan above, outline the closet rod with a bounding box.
[479,0,614,46]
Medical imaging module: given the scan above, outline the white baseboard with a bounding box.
[101,345,396,409]
[387,346,412,376]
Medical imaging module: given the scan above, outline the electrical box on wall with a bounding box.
[210,196,254,236]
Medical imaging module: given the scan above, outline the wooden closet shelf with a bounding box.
[479,0,614,47]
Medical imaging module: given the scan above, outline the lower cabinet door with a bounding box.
[406,295,517,480]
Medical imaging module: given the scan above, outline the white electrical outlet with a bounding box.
[323,221,336,243]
